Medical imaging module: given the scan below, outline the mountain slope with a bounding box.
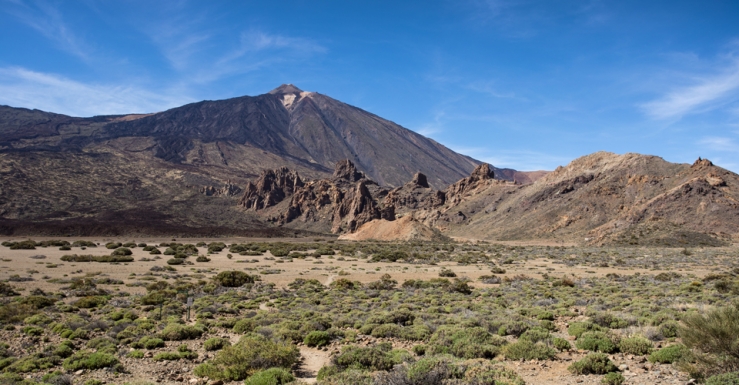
[408,152,739,246]
[1,84,525,235]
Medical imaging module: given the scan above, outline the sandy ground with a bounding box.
[0,237,721,296]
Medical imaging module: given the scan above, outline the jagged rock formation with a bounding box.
[200,180,242,197]
[238,168,303,210]
[241,160,394,233]
[383,172,446,215]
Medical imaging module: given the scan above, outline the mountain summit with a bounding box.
[269,84,304,94]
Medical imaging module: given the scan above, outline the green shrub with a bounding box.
[196,256,211,262]
[503,339,557,361]
[128,350,145,359]
[160,323,203,340]
[332,344,395,372]
[706,371,739,385]
[371,323,402,338]
[680,303,739,375]
[553,337,572,351]
[63,350,119,371]
[591,312,629,329]
[21,326,43,336]
[111,247,132,256]
[243,368,295,385]
[576,331,618,353]
[648,344,690,364]
[193,335,299,381]
[9,240,37,250]
[427,326,507,359]
[602,372,626,385]
[19,296,55,309]
[54,341,75,358]
[0,303,37,324]
[153,351,183,361]
[233,319,256,334]
[166,258,184,265]
[214,271,255,287]
[140,336,165,349]
[73,296,108,309]
[568,322,602,338]
[304,331,330,347]
[660,321,679,338]
[204,337,231,351]
[568,353,618,375]
[519,327,550,343]
[105,242,122,249]
[618,337,652,355]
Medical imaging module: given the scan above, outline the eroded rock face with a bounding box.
[384,172,445,213]
[242,160,393,233]
[445,163,496,205]
[200,180,242,197]
[333,159,365,182]
[238,167,303,210]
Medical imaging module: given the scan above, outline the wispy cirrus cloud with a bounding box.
[0,66,192,116]
[699,136,739,153]
[3,0,90,61]
[641,51,739,120]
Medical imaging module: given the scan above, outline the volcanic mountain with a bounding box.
[0,84,542,236]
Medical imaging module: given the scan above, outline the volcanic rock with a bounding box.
[238,167,303,210]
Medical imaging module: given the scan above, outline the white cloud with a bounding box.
[699,136,739,153]
[0,67,193,116]
[641,58,739,120]
[4,0,91,61]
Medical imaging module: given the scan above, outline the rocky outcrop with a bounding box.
[444,163,496,205]
[333,159,365,182]
[238,167,303,210]
[241,160,394,233]
[383,172,445,214]
[200,180,242,197]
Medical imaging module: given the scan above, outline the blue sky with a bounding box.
[2,1,739,172]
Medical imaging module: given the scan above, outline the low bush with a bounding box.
[568,353,618,375]
[602,372,626,385]
[193,335,299,381]
[204,337,231,351]
[680,303,739,376]
[503,339,557,361]
[304,331,330,347]
[243,368,295,385]
[618,337,653,355]
[62,351,119,371]
[427,326,507,359]
[160,323,204,341]
[706,372,739,385]
[73,296,108,309]
[648,344,690,364]
[213,271,255,287]
[553,337,572,351]
[576,331,618,353]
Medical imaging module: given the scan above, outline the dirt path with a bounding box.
[324,274,336,286]
[295,346,330,384]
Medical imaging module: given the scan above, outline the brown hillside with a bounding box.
[416,152,739,246]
